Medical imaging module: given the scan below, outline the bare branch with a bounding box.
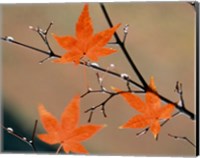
[1,121,38,152]
[100,3,148,89]
[0,19,195,120]
[29,22,57,63]
[123,24,129,44]
[84,94,116,122]
[168,133,196,148]
[30,120,38,151]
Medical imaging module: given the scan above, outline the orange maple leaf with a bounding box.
[37,95,104,154]
[114,77,174,139]
[53,4,121,64]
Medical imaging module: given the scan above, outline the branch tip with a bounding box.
[168,133,196,148]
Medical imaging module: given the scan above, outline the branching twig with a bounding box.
[29,22,58,63]
[136,112,180,139]
[81,70,145,122]
[0,34,195,120]
[81,72,114,98]
[168,133,196,148]
[82,72,116,122]
[1,120,38,152]
[84,93,116,122]
[1,39,195,121]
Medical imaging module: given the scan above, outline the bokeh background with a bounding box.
[0,2,196,156]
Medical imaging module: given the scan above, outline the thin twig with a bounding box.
[29,22,57,63]
[81,70,144,122]
[175,81,185,108]
[84,89,144,122]
[1,121,38,152]
[30,120,38,151]
[81,71,115,98]
[168,133,196,148]
[123,24,129,44]
[84,93,116,122]
[160,112,180,127]
[136,112,180,138]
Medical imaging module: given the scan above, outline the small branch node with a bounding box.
[90,62,100,68]
[123,24,129,43]
[120,73,129,80]
[23,137,27,141]
[174,81,185,108]
[88,87,93,91]
[123,24,129,34]
[7,127,14,133]
[4,36,15,43]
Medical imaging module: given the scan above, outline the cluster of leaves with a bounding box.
[1,3,196,154]
[37,4,175,153]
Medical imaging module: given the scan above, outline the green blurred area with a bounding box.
[0,2,196,156]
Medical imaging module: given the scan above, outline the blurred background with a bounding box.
[0,2,196,156]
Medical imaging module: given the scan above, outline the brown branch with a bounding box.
[0,7,196,120]
[84,93,116,122]
[123,24,129,44]
[100,3,148,89]
[168,133,196,148]
[81,70,145,122]
[1,120,38,152]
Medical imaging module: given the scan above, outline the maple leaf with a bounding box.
[37,95,104,154]
[113,77,174,139]
[53,4,121,64]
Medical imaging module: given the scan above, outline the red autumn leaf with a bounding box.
[113,77,174,139]
[53,4,121,64]
[37,95,104,154]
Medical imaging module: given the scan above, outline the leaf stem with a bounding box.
[56,144,63,154]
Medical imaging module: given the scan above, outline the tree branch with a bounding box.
[0,13,196,120]
[100,3,148,89]
[168,133,196,148]
[1,120,38,152]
